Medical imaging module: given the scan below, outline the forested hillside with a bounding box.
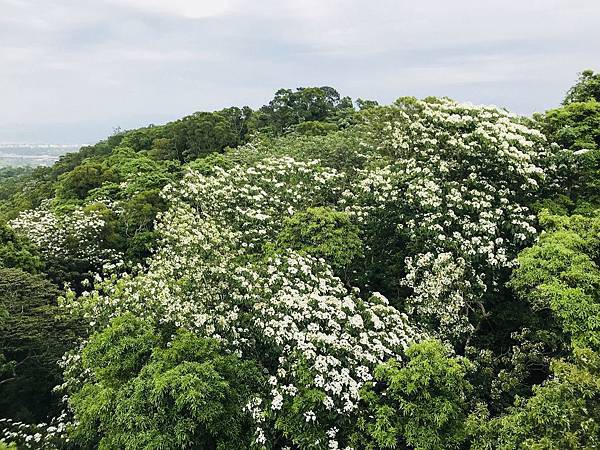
[1,71,600,449]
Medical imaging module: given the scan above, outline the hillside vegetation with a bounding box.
[1,72,600,449]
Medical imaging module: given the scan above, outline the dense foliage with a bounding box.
[70,314,265,449]
[0,268,81,422]
[1,74,600,449]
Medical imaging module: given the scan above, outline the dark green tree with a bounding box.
[0,223,42,273]
[56,163,115,201]
[564,69,600,104]
[253,87,354,135]
[469,348,600,450]
[0,268,81,422]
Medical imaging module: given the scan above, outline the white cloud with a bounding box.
[108,0,240,18]
[0,0,599,142]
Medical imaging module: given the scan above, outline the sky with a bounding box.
[1,0,599,144]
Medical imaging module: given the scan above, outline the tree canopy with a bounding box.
[2,75,600,449]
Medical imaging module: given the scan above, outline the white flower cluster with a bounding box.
[0,414,68,449]
[167,157,346,249]
[403,252,476,340]
[348,99,550,341]
[54,97,554,447]
[65,157,419,448]
[9,200,121,269]
[241,253,415,415]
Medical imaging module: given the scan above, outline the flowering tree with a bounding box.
[9,201,123,285]
[2,93,576,449]
[349,98,552,343]
[61,152,422,448]
[49,96,562,449]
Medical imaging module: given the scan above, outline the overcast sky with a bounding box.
[1,0,599,144]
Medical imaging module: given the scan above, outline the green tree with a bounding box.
[56,162,115,201]
[509,211,600,353]
[0,303,12,381]
[275,207,362,277]
[356,98,379,110]
[353,340,473,450]
[564,69,600,104]
[470,348,600,450]
[539,101,600,152]
[535,70,600,213]
[162,108,251,162]
[294,120,339,136]
[253,87,354,135]
[0,268,81,422]
[0,224,42,273]
[69,314,265,450]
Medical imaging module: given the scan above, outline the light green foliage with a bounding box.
[294,120,339,136]
[470,348,600,450]
[70,313,265,450]
[85,147,179,261]
[510,211,600,352]
[354,340,472,450]
[276,207,362,273]
[0,442,17,450]
[540,102,600,152]
[81,313,158,385]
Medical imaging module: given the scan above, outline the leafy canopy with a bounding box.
[70,314,266,450]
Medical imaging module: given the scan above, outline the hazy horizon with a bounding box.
[2,0,599,144]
